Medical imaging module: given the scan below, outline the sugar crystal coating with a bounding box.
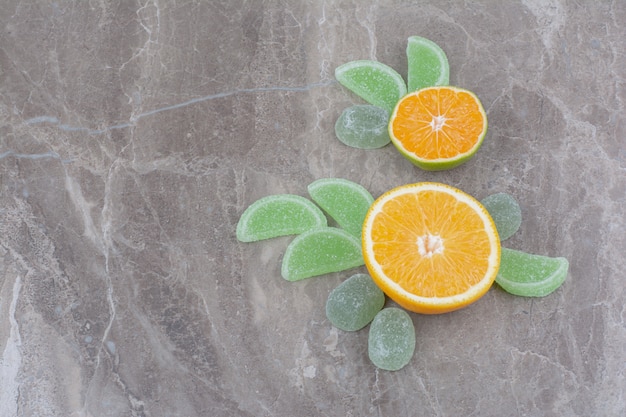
[406,36,450,92]
[335,60,407,115]
[308,178,374,237]
[496,247,569,297]
[326,273,385,331]
[368,307,416,371]
[281,227,364,281]
[335,105,391,149]
[236,194,327,242]
[481,192,522,241]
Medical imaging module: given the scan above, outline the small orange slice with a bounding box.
[389,86,487,171]
[362,182,500,314]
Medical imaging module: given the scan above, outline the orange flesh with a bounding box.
[369,190,492,298]
[390,88,485,159]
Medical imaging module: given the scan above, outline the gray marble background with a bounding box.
[1,1,624,416]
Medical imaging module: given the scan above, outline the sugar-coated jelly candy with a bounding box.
[281,227,364,281]
[308,178,374,238]
[368,307,416,371]
[406,35,450,92]
[496,247,569,297]
[326,273,385,331]
[236,194,327,242]
[335,105,391,149]
[481,192,522,241]
[335,60,407,115]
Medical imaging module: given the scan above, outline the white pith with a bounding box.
[417,234,444,257]
[429,115,446,132]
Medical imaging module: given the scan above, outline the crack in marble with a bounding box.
[415,375,441,416]
[95,286,117,368]
[509,347,581,387]
[316,1,331,80]
[119,0,162,125]
[62,167,119,375]
[355,4,378,60]
[119,0,161,75]
[22,80,336,136]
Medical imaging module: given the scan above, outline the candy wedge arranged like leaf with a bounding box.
[281,227,364,281]
[335,60,407,115]
[481,192,522,241]
[335,105,391,149]
[236,194,327,242]
[496,247,569,297]
[406,35,450,92]
[308,178,374,238]
[368,308,416,371]
[326,273,385,331]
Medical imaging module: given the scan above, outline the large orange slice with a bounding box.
[389,86,487,171]
[362,182,500,314]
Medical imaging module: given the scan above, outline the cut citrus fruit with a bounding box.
[481,192,522,241]
[388,86,488,171]
[362,182,501,314]
[281,227,364,281]
[496,248,569,297]
[406,36,450,92]
[308,178,374,238]
[335,105,391,149]
[335,60,407,115]
[236,194,326,242]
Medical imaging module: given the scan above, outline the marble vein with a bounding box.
[0,150,71,163]
[1,1,624,415]
[22,80,336,135]
[0,276,22,417]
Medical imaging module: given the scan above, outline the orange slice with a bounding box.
[362,182,501,314]
[389,86,487,171]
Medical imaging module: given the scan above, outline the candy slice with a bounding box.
[335,105,391,149]
[368,308,416,371]
[236,194,327,242]
[281,227,364,281]
[335,60,407,115]
[496,248,569,297]
[308,178,374,238]
[326,273,385,331]
[481,193,522,241]
[406,35,450,92]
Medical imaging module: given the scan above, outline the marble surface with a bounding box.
[1,1,624,416]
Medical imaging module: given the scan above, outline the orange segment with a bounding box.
[362,182,500,314]
[389,86,488,170]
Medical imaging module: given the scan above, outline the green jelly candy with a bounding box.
[335,60,407,115]
[496,247,569,297]
[308,178,374,238]
[481,192,522,241]
[326,273,385,331]
[281,227,364,281]
[368,308,416,371]
[236,194,327,242]
[406,36,450,92]
[335,105,391,149]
